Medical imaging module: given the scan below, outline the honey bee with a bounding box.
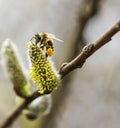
[31,32,63,57]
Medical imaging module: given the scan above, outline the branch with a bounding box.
[0,19,120,128]
[0,91,41,128]
[60,19,120,78]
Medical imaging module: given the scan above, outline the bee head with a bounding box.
[31,32,63,57]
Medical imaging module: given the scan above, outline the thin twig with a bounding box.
[0,91,44,128]
[0,19,120,128]
[60,19,120,78]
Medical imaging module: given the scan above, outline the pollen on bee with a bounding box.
[46,48,53,56]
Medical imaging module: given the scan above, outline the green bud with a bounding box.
[25,94,52,120]
[1,39,31,98]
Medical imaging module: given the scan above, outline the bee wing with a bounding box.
[47,33,64,43]
[53,37,64,43]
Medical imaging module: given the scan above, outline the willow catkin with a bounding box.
[27,42,60,94]
[1,39,31,98]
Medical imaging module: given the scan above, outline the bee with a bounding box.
[31,32,63,57]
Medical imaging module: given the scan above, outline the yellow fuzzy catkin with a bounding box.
[27,42,60,94]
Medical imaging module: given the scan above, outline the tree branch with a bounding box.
[0,19,120,128]
[60,19,120,78]
[0,91,41,128]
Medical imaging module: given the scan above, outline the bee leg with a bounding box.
[40,46,44,50]
[45,53,48,58]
